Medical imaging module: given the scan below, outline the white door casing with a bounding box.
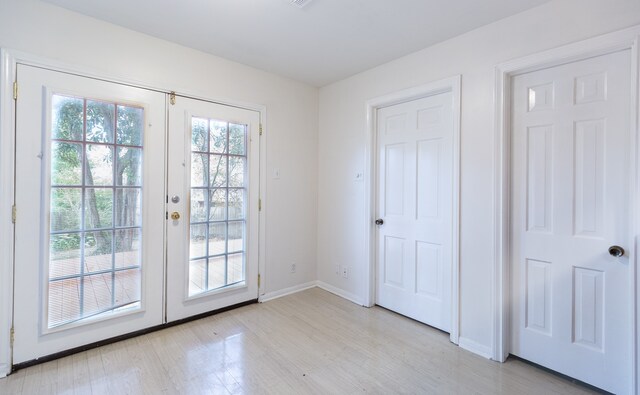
[510,50,631,394]
[166,96,260,322]
[13,64,166,364]
[375,92,454,332]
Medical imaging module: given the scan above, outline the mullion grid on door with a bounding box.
[189,117,246,296]
[48,95,143,328]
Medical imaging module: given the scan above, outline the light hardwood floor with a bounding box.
[0,288,598,394]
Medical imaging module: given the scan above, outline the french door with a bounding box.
[12,65,261,364]
[166,96,260,322]
[13,65,166,363]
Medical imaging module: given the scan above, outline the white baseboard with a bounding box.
[458,336,493,360]
[0,363,9,378]
[259,280,367,308]
[316,281,365,306]
[258,281,317,303]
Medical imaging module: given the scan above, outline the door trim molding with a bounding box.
[0,49,17,379]
[0,48,268,377]
[493,25,640,393]
[364,75,461,344]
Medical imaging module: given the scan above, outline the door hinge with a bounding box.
[10,326,14,347]
[258,198,262,212]
[258,273,261,288]
[11,205,16,223]
[169,92,176,105]
[165,212,168,220]
[259,123,263,136]
[13,81,17,100]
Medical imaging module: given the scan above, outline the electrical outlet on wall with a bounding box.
[290,263,296,274]
[341,265,348,279]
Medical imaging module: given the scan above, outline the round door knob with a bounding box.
[170,211,181,220]
[375,218,384,225]
[608,245,624,257]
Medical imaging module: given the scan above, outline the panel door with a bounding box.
[166,96,260,322]
[375,92,454,331]
[13,65,166,363]
[510,50,631,394]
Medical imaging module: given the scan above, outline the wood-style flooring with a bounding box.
[0,288,598,394]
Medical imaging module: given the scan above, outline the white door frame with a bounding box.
[493,25,640,392]
[0,49,17,379]
[364,75,461,344]
[0,48,268,377]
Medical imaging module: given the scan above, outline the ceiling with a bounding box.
[41,0,551,86]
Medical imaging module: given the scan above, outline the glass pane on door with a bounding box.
[188,118,247,296]
[48,94,144,328]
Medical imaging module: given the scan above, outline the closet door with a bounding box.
[510,50,632,394]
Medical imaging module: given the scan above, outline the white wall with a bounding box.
[0,0,319,294]
[0,0,318,375]
[317,0,640,356]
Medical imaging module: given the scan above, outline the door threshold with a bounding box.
[10,299,258,374]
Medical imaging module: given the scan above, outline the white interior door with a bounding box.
[375,92,453,332]
[510,50,632,394]
[166,96,260,322]
[13,65,166,364]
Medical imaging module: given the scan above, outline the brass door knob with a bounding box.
[170,211,180,220]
